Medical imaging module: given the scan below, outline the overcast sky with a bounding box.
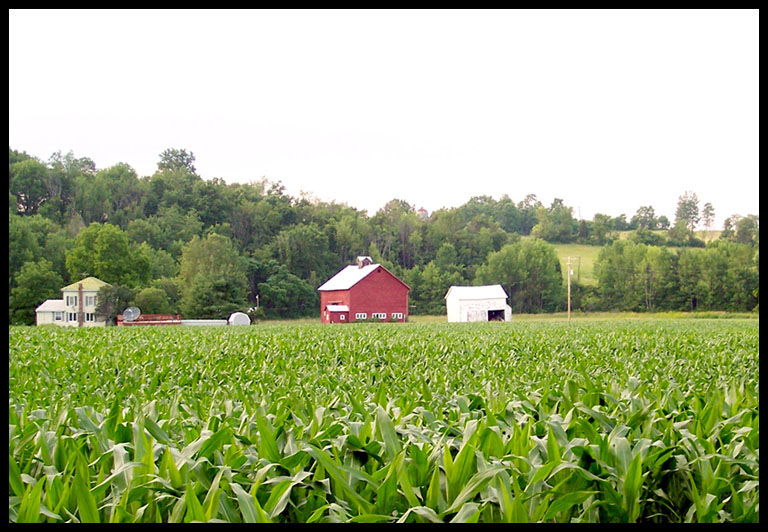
[9,9,759,227]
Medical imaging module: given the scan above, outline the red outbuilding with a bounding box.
[317,256,410,323]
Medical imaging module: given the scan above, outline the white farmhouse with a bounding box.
[35,277,111,327]
[444,285,512,322]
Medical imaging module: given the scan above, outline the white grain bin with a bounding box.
[228,312,251,325]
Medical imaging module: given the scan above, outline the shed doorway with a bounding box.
[488,309,505,321]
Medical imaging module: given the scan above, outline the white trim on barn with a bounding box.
[444,285,512,322]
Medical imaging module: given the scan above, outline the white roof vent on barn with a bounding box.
[356,256,373,268]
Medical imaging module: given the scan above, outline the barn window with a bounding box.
[340,314,346,320]
[372,313,387,320]
[391,312,403,320]
[355,313,367,320]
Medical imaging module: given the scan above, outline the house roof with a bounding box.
[36,299,66,312]
[326,304,350,312]
[61,277,110,292]
[317,263,410,292]
[444,284,508,300]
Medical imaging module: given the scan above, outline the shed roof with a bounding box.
[444,284,508,300]
[36,299,66,312]
[61,277,110,292]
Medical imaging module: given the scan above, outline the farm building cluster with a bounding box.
[35,257,513,326]
[317,256,511,323]
[34,277,250,327]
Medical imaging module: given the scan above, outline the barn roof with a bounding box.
[444,284,508,300]
[326,304,350,312]
[317,263,410,292]
[317,263,381,291]
[36,299,66,312]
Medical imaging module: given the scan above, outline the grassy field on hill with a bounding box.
[537,230,724,287]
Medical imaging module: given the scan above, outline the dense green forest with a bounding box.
[8,147,759,324]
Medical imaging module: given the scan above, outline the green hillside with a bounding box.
[543,230,723,287]
[551,243,602,286]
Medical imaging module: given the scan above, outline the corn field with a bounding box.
[9,320,759,523]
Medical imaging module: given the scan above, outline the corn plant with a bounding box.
[9,319,759,522]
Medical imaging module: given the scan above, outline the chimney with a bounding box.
[78,283,84,327]
[356,256,373,268]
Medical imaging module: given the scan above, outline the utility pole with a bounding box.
[567,256,572,322]
[577,256,581,283]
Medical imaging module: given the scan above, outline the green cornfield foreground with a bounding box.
[9,320,759,523]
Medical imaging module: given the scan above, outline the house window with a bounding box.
[355,313,367,320]
[391,312,404,320]
[68,312,78,322]
[372,313,387,320]
[66,295,77,306]
[85,295,95,307]
[85,313,95,322]
[54,312,63,321]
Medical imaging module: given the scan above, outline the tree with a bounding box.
[9,158,49,215]
[178,233,248,318]
[720,215,739,241]
[611,214,630,231]
[256,267,318,318]
[150,277,182,313]
[674,191,700,232]
[333,213,372,264]
[407,261,463,315]
[157,148,197,175]
[589,213,616,246]
[530,199,577,243]
[734,215,759,245]
[594,240,649,311]
[273,223,335,280]
[41,150,94,223]
[65,223,151,287]
[9,213,41,290]
[434,242,461,275]
[9,259,63,325]
[134,286,172,314]
[517,194,542,235]
[631,206,657,229]
[628,227,666,247]
[475,238,563,313]
[95,284,135,325]
[701,202,715,233]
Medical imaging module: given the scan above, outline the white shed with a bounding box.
[444,285,512,322]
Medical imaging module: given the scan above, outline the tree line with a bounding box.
[9,147,759,324]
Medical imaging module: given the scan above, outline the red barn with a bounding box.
[317,256,410,323]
